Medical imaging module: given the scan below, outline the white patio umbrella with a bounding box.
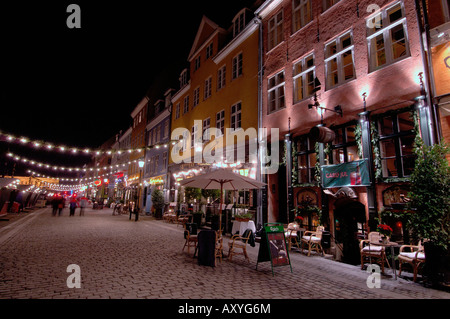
[178,168,266,232]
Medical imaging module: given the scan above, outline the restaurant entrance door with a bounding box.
[334,198,366,265]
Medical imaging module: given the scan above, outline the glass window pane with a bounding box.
[402,156,415,176]
[391,24,406,60]
[379,116,394,136]
[371,34,386,67]
[294,76,303,102]
[342,51,354,80]
[400,136,415,156]
[388,3,403,24]
[346,126,356,143]
[297,136,308,152]
[326,41,337,58]
[341,33,352,49]
[397,112,414,132]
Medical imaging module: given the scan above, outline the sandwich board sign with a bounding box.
[256,223,292,276]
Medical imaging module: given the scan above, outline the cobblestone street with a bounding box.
[0,207,449,306]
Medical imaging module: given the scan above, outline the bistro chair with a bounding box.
[227,228,254,262]
[301,226,324,256]
[360,232,390,273]
[182,223,198,255]
[215,231,224,264]
[398,241,426,282]
[284,223,301,250]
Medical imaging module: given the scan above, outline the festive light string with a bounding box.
[6,152,143,172]
[0,130,170,156]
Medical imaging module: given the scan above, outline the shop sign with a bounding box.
[149,176,164,185]
[321,159,370,188]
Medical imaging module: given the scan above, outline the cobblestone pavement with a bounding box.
[0,206,449,303]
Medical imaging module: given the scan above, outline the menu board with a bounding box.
[256,223,292,275]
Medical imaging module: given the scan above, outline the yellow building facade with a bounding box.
[169,10,260,174]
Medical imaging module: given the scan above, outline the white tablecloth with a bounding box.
[231,220,256,235]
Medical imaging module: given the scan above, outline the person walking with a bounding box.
[69,197,77,216]
[58,197,65,216]
[79,196,87,216]
[51,196,59,216]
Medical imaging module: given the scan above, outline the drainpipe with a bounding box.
[414,0,437,145]
[255,15,266,228]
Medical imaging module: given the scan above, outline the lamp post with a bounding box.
[135,159,145,221]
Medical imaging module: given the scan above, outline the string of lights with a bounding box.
[0,130,171,156]
[6,151,142,172]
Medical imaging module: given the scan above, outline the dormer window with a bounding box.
[233,10,246,37]
[179,69,188,88]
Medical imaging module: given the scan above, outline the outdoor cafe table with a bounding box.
[369,241,400,279]
[231,220,256,235]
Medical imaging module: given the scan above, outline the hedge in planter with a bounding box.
[407,140,450,287]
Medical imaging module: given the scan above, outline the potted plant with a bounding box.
[235,212,253,222]
[376,224,393,243]
[407,140,450,287]
[294,215,304,226]
[151,188,165,219]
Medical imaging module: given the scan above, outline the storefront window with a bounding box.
[329,123,359,164]
[295,135,316,184]
[378,110,416,178]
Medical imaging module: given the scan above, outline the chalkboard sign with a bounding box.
[256,223,292,276]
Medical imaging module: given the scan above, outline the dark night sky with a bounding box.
[0,0,257,176]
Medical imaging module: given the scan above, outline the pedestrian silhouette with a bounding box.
[58,197,65,216]
[79,196,87,216]
[51,196,59,216]
[69,197,77,216]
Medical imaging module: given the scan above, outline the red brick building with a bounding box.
[256,0,442,263]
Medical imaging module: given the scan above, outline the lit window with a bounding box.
[268,11,284,51]
[268,70,285,113]
[293,54,315,103]
[203,118,211,141]
[367,2,410,72]
[325,31,355,89]
[293,0,312,33]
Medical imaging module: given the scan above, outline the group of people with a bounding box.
[51,196,88,216]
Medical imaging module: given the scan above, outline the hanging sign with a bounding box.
[321,159,370,188]
[256,223,292,276]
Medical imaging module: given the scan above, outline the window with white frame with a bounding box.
[293,0,312,33]
[206,42,213,59]
[323,0,341,12]
[191,124,198,148]
[175,103,180,119]
[194,56,201,71]
[268,70,285,113]
[233,10,245,37]
[179,69,188,88]
[232,53,243,80]
[293,54,315,103]
[162,152,167,170]
[216,110,225,136]
[268,11,284,51]
[325,31,355,89]
[203,117,211,141]
[204,76,212,99]
[230,102,242,131]
[183,95,189,114]
[193,87,200,107]
[164,120,169,138]
[217,65,226,90]
[366,2,410,72]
